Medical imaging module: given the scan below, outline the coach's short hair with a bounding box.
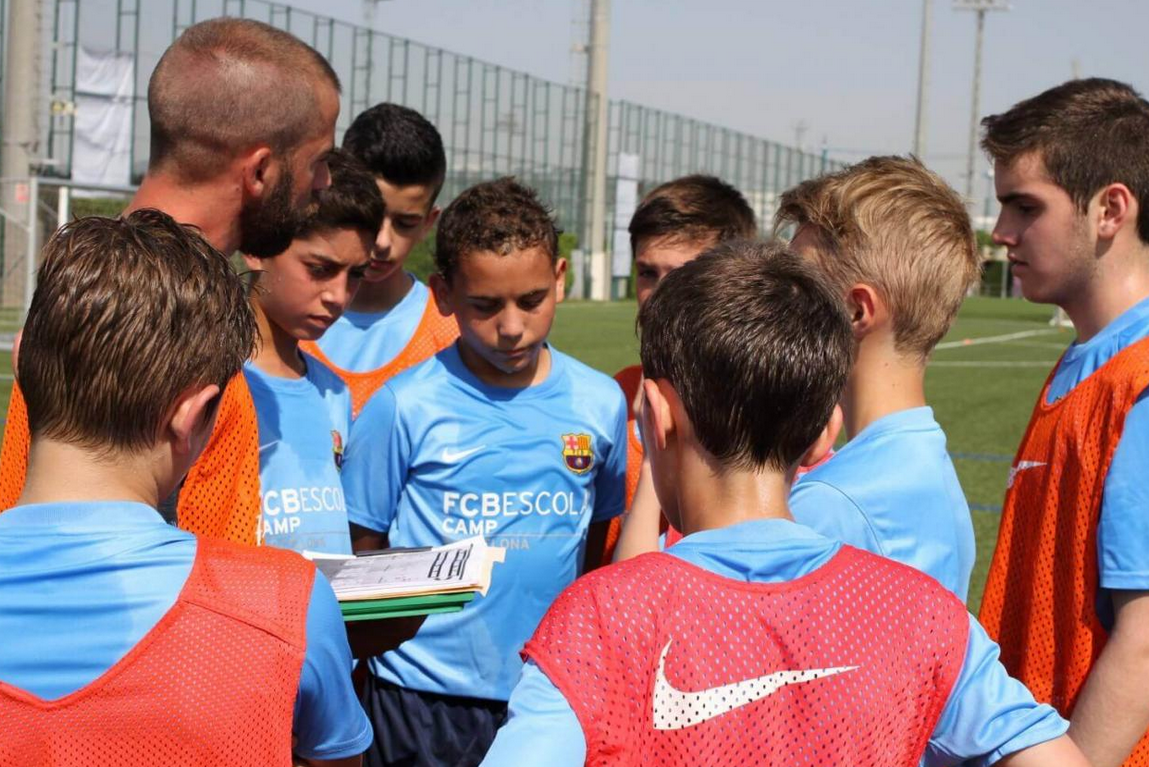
[291,148,384,243]
[774,156,977,360]
[20,210,255,452]
[639,240,852,472]
[629,175,757,257]
[148,17,341,181]
[982,78,1149,244]
[342,103,447,204]
[434,177,559,283]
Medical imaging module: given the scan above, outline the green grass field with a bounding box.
[0,295,1064,611]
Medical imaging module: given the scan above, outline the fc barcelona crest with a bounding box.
[561,433,594,474]
[332,430,344,471]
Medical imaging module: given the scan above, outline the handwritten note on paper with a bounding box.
[308,537,506,601]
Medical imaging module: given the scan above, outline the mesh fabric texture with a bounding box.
[979,336,1149,766]
[526,545,968,766]
[0,536,313,765]
[301,291,459,418]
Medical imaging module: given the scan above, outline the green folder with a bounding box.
[340,591,477,622]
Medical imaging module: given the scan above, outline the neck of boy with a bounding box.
[128,174,241,255]
[458,341,552,389]
[841,334,926,440]
[674,447,795,536]
[349,269,415,314]
[19,438,165,509]
[1062,241,1149,343]
[248,300,307,379]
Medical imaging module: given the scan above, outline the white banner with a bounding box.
[72,46,135,191]
[611,152,641,278]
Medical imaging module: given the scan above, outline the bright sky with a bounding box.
[295,0,1149,210]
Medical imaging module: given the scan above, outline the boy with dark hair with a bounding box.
[606,175,757,562]
[977,78,1149,767]
[304,103,458,417]
[242,148,381,554]
[772,155,978,600]
[481,241,1086,767]
[342,177,627,766]
[0,211,369,765]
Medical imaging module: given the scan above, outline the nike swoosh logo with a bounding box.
[652,640,857,730]
[258,440,280,454]
[1007,460,1046,489]
[441,445,486,463]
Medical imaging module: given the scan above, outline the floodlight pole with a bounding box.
[584,0,610,301]
[913,0,932,158]
[956,0,1009,206]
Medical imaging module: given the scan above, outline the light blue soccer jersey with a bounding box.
[1044,295,1149,628]
[0,501,371,761]
[344,343,628,700]
[481,519,1068,767]
[315,274,428,373]
[789,406,975,600]
[244,353,353,555]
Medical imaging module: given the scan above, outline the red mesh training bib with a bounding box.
[526,546,968,766]
[0,377,263,545]
[979,336,1149,766]
[0,537,313,766]
[301,291,459,418]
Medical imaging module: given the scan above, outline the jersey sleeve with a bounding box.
[788,479,884,555]
[591,391,628,523]
[479,661,586,767]
[1098,391,1149,591]
[343,385,409,534]
[924,614,1068,767]
[292,571,373,760]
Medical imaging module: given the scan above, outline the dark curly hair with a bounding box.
[434,177,559,283]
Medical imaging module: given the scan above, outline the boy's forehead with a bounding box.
[788,224,827,263]
[456,246,556,289]
[375,176,436,214]
[636,234,715,264]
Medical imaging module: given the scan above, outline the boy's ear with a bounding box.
[554,258,568,303]
[240,251,263,272]
[800,403,843,468]
[239,146,275,200]
[425,206,442,230]
[428,272,454,317]
[640,377,677,452]
[846,283,883,340]
[1096,182,1135,241]
[167,383,222,459]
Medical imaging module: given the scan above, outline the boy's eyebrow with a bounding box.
[305,251,341,266]
[997,191,1034,205]
[466,287,549,301]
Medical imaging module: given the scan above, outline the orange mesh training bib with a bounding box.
[0,377,263,546]
[302,291,459,417]
[0,537,313,766]
[526,546,968,766]
[979,336,1149,766]
[0,382,30,508]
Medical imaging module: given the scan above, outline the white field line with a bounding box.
[935,328,1060,351]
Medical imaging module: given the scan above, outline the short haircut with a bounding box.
[982,77,1149,243]
[629,174,757,256]
[434,177,559,283]
[342,103,448,203]
[774,156,977,359]
[292,148,384,243]
[640,240,852,472]
[20,210,256,453]
[148,17,341,181]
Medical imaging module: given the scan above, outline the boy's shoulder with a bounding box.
[552,348,627,407]
[382,346,454,400]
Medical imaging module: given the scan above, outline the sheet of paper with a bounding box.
[307,537,506,601]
